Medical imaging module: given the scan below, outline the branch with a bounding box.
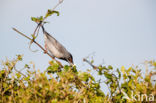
[30,0,64,52]
[12,1,65,68]
[13,28,31,40]
[83,58,122,97]
[112,74,121,94]
[34,0,64,35]
[12,28,63,68]
[14,67,27,78]
[83,58,97,69]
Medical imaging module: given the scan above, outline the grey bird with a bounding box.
[41,25,74,65]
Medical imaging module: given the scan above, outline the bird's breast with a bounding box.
[47,43,63,58]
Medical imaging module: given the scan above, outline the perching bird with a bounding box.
[41,25,74,65]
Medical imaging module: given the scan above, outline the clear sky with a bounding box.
[0,0,156,72]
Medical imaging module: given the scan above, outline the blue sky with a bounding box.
[0,0,156,72]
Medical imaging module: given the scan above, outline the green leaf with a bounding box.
[121,83,128,89]
[153,61,156,67]
[79,72,90,82]
[64,65,70,71]
[24,64,30,69]
[132,68,136,73]
[126,67,132,74]
[31,34,36,39]
[105,79,112,84]
[102,66,108,70]
[39,16,43,21]
[117,68,121,79]
[121,66,125,74]
[0,70,5,78]
[123,74,127,80]
[47,66,58,74]
[108,65,113,70]
[16,73,21,78]
[31,17,37,21]
[72,65,78,73]
[31,16,43,23]
[104,72,112,79]
[45,10,59,18]
[16,54,23,61]
[91,60,94,64]
[24,76,30,81]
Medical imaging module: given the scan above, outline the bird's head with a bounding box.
[67,53,74,65]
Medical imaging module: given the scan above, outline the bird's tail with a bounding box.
[41,25,45,33]
[37,21,45,33]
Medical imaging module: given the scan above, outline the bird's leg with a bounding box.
[44,43,55,59]
[44,43,48,54]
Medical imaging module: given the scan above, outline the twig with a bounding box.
[14,66,27,78]
[13,28,31,40]
[30,0,64,53]
[83,58,97,69]
[12,28,63,68]
[112,74,121,94]
[12,1,65,68]
[36,25,41,38]
[31,0,63,38]
[52,0,63,11]
[43,0,64,21]
[33,23,40,37]
[83,58,122,97]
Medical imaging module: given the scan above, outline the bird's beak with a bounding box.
[68,57,74,65]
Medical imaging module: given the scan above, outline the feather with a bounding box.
[41,25,72,63]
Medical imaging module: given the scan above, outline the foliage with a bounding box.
[0,55,155,103]
[10,0,156,102]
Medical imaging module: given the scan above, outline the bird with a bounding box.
[41,25,74,65]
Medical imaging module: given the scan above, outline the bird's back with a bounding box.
[42,27,71,59]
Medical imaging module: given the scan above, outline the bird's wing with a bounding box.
[44,31,69,56]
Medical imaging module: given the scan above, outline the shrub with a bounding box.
[0,55,155,103]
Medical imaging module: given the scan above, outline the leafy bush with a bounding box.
[0,55,155,103]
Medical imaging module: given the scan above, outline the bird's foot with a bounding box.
[44,50,48,54]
